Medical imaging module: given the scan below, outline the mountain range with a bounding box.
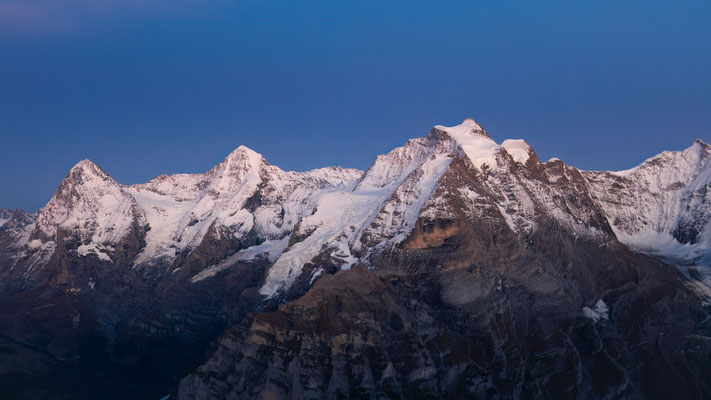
[1,119,710,399]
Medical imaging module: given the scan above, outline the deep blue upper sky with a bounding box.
[1,0,709,210]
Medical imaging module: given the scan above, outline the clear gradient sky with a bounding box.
[1,0,710,210]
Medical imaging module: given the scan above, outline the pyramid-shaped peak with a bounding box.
[222,145,267,166]
[202,145,271,194]
[64,159,113,184]
[71,159,100,173]
[460,118,485,130]
[50,159,119,204]
[231,144,260,156]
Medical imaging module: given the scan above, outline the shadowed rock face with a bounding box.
[1,121,711,399]
[178,229,710,399]
[0,224,271,399]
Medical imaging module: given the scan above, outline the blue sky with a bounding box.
[1,0,709,210]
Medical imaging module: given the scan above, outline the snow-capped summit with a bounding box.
[434,119,532,168]
[34,159,134,236]
[201,145,266,197]
[260,120,574,297]
[28,158,145,262]
[435,118,489,137]
[59,159,115,190]
[584,139,711,264]
[213,145,265,173]
[3,120,710,297]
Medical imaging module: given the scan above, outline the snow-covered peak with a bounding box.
[610,139,710,178]
[684,139,711,159]
[693,138,709,149]
[434,118,490,138]
[670,138,709,161]
[435,119,529,168]
[217,145,266,172]
[201,146,267,197]
[30,159,145,261]
[584,138,711,264]
[67,159,113,182]
[43,159,122,212]
[226,145,263,162]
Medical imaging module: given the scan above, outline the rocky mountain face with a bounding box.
[1,120,710,399]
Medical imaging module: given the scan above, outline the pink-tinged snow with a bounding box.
[29,146,361,271]
[261,128,456,297]
[17,119,711,300]
[259,190,384,297]
[434,119,499,168]
[123,186,199,265]
[357,152,453,247]
[33,159,145,263]
[435,119,532,167]
[585,139,711,263]
[263,147,453,295]
[501,139,532,164]
[127,147,360,268]
[262,119,588,297]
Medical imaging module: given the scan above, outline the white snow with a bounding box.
[26,147,361,275]
[259,190,383,296]
[261,119,611,297]
[260,131,454,297]
[190,237,289,283]
[434,120,532,169]
[585,139,711,264]
[33,159,145,263]
[583,300,609,322]
[123,187,198,265]
[435,119,500,169]
[77,244,112,262]
[501,139,532,164]
[126,146,359,269]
